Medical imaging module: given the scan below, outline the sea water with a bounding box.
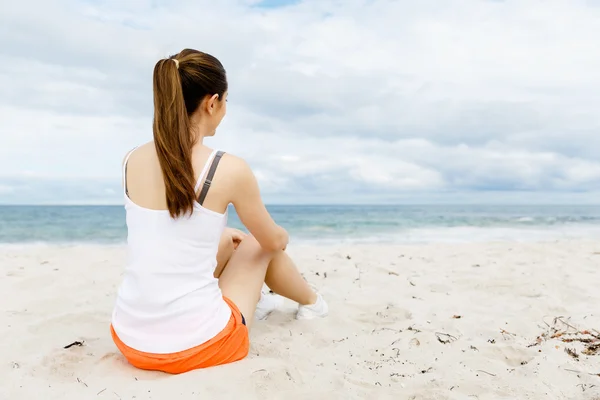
[1,205,600,244]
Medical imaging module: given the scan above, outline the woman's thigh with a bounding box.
[218,236,271,328]
[215,233,235,278]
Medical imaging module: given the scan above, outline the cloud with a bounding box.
[1,0,599,204]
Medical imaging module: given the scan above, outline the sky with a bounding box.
[1,0,600,205]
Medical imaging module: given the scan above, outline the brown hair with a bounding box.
[152,49,228,218]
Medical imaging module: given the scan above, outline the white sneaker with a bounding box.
[296,293,329,320]
[255,289,283,320]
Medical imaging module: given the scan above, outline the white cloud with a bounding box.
[1,0,599,204]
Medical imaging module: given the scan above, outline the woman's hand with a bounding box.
[225,227,247,249]
[279,226,289,251]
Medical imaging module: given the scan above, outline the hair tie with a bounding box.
[171,58,179,69]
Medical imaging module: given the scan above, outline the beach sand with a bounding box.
[1,241,600,400]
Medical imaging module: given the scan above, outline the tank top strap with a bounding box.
[122,146,138,195]
[194,149,219,192]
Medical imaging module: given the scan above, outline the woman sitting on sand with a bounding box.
[110,48,328,374]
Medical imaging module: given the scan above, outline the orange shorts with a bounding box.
[110,297,249,374]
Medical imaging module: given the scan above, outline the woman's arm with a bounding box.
[228,156,289,252]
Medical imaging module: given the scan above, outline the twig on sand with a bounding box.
[76,377,88,387]
[576,383,597,392]
[555,316,578,331]
[564,368,582,374]
[476,370,496,377]
[534,317,600,356]
[564,368,600,377]
[354,263,362,288]
[372,327,402,334]
[583,343,600,356]
[435,332,457,344]
[500,329,516,337]
[587,330,600,341]
[64,341,84,349]
[113,392,121,400]
[542,318,552,329]
[541,315,577,333]
[562,337,595,344]
[97,388,106,395]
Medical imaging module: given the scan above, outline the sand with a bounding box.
[1,240,600,400]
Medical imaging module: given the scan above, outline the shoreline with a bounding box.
[1,232,600,248]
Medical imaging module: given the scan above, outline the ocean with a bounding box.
[1,205,600,245]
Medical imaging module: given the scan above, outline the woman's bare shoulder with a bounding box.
[121,141,154,167]
[219,152,254,176]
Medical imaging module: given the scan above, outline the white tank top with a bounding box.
[111,148,232,354]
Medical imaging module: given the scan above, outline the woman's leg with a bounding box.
[218,236,317,328]
[264,251,316,306]
[217,236,272,328]
[215,233,235,279]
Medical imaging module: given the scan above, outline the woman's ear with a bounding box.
[207,94,219,115]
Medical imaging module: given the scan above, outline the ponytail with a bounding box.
[152,57,197,218]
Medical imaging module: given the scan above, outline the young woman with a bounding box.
[110,48,328,374]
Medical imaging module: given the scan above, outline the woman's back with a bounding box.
[112,144,232,354]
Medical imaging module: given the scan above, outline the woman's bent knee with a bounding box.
[224,235,269,269]
[239,235,272,257]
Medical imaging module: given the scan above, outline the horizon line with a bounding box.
[1,203,600,207]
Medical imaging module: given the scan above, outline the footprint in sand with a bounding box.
[98,351,128,366]
[26,312,105,335]
[480,345,535,367]
[342,374,381,390]
[428,283,452,293]
[39,347,97,378]
[96,352,165,379]
[355,304,412,325]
